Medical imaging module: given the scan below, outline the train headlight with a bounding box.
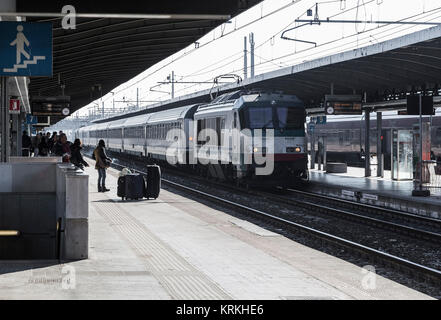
[253,147,259,153]
[295,147,301,152]
[189,136,193,141]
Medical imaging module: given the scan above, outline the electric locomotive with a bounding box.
[192,91,308,186]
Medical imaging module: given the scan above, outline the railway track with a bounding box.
[106,159,441,290]
[257,188,441,244]
[287,188,441,232]
[136,157,441,245]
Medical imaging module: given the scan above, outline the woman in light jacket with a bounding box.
[93,139,112,192]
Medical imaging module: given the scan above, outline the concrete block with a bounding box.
[56,166,67,221]
[64,218,88,260]
[11,163,56,192]
[9,157,62,163]
[65,174,89,219]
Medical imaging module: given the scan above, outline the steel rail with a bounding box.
[287,187,441,226]
[267,189,441,243]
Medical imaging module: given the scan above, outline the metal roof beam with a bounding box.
[0,12,231,20]
[54,34,199,55]
[54,41,191,59]
[54,28,207,52]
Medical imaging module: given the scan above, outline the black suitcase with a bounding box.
[117,176,126,198]
[145,165,161,199]
[118,174,145,201]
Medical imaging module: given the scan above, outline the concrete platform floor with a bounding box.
[0,165,433,300]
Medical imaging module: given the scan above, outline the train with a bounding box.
[311,109,441,169]
[76,91,309,187]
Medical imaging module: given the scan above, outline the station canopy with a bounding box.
[97,23,441,123]
[16,0,262,124]
[232,24,441,114]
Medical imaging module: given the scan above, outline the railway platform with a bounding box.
[0,163,433,300]
[308,166,441,219]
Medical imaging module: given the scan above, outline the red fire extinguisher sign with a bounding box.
[9,99,20,114]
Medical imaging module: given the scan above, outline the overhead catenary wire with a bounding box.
[226,7,441,76]
[109,0,306,97]
[185,0,379,81]
[144,8,441,104]
[98,2,441,112]
[99,0,338,104]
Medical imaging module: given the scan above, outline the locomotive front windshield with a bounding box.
[242,106,305,130]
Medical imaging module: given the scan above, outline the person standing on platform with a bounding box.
[54,133,71,163]
[32,133,42,156]
[38,133,49,156]
[71,138,89,170]
[21,130,31,157]
[48,131,57,154]
[46,132,51,150]
[93,139,112,192]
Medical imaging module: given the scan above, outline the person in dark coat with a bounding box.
[38,134,49,156]
[93,139,112,192]
[54,133,71,162]
[48,132,57,154]
[22,130,32,156]
[70,139,89,170]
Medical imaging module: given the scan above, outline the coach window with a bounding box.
[216,117,222,147]
[197,119,206,144]
[220,118,225,146]
[233,113,237,128]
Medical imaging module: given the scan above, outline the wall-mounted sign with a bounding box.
[315,116,327,124]
[31,95,70,116]
[9,99,20,114]
[406,95,434,115]
[325,95,362,115]
[25,114,38,124]
[0,22,52,77]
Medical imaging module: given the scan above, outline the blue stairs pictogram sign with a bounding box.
[0,21,52,77]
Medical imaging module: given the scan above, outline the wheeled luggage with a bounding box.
[118,174,145,201]
[145,165,161,199]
